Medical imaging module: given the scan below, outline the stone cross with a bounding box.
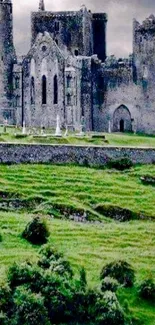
[55,115,62,137]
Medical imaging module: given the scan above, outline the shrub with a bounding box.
[139,277,155,301]
[0,312,9,325]
[13,287,50,325]
[38,244,74,278]
[22,216,50,245]
[108,157,133,170]
[95,291,125,325]
[38,244,63,269]
[100,260,135,287]
[41,274,74,324]
[80,267,87,290]
[0,233,2,242]
[0,284,13,314]
[8,262,43,291]
[101,277,119,292]
[3,245,133,325]
[49,258,74,278]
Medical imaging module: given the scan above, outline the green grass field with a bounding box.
[0,164,154,218]
[0,126,155,147]
[0,163,154,324]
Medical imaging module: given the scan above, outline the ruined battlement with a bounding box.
[104,55,133,69]
[134,15,155,33]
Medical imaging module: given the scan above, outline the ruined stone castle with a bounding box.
[0,0,155,134]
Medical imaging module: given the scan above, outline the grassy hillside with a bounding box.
[0,164,154,218]
[0,164,154,324]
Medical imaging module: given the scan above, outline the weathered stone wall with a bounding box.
[92,54,155,134]
[0,143,154,166]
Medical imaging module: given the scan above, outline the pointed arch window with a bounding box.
[30,76,35,105]
[42,75,47,104]
[54,75,58,104]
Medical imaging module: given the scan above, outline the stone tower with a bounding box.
[133,15,155,84]
[93,13,107,62]
[0,0,16,122]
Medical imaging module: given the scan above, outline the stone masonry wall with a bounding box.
[0,143,154,166]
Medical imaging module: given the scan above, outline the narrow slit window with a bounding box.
[54,75,58,104]
[67,93,71,106]
[42,75,47,105]
[30,76,35,105]
[55,21,59,32]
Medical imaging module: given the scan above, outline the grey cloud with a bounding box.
[13,0,155,57]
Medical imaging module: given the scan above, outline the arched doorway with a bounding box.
[113,105,132,132]
[120,119,124,132]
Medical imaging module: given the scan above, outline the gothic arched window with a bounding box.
[30,76,35,105]
[42,75,47,105]
[54,75,58,104]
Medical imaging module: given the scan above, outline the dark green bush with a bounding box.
[38,244,73,279]
[95,291,125,325]
[3,246,131,325]
[80,267,87,290]
[100,260,135,287]
[108,157,133,170]
[49,258,74,278]
[0,312,9,325]
[40,272,75,324]
[13,287,50,325]
[8,262,43,290]
[0,284,13,314]
[38,244,63,269]
[101,277,119,292]
[22,216,50,245]
[139,277,155,301]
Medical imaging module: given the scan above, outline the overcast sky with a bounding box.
[13,0,155,58]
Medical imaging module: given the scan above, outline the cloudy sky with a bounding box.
[13,0,155,58]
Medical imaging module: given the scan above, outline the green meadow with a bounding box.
[0,163,154,324]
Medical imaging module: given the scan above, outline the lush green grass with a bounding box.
[0,126,155,147]
[0,164,154,218]
[106,132,155,147]
[0,163,154,324]
[0,213,154,324]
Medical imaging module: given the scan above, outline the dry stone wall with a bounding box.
[0,143,154,166]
